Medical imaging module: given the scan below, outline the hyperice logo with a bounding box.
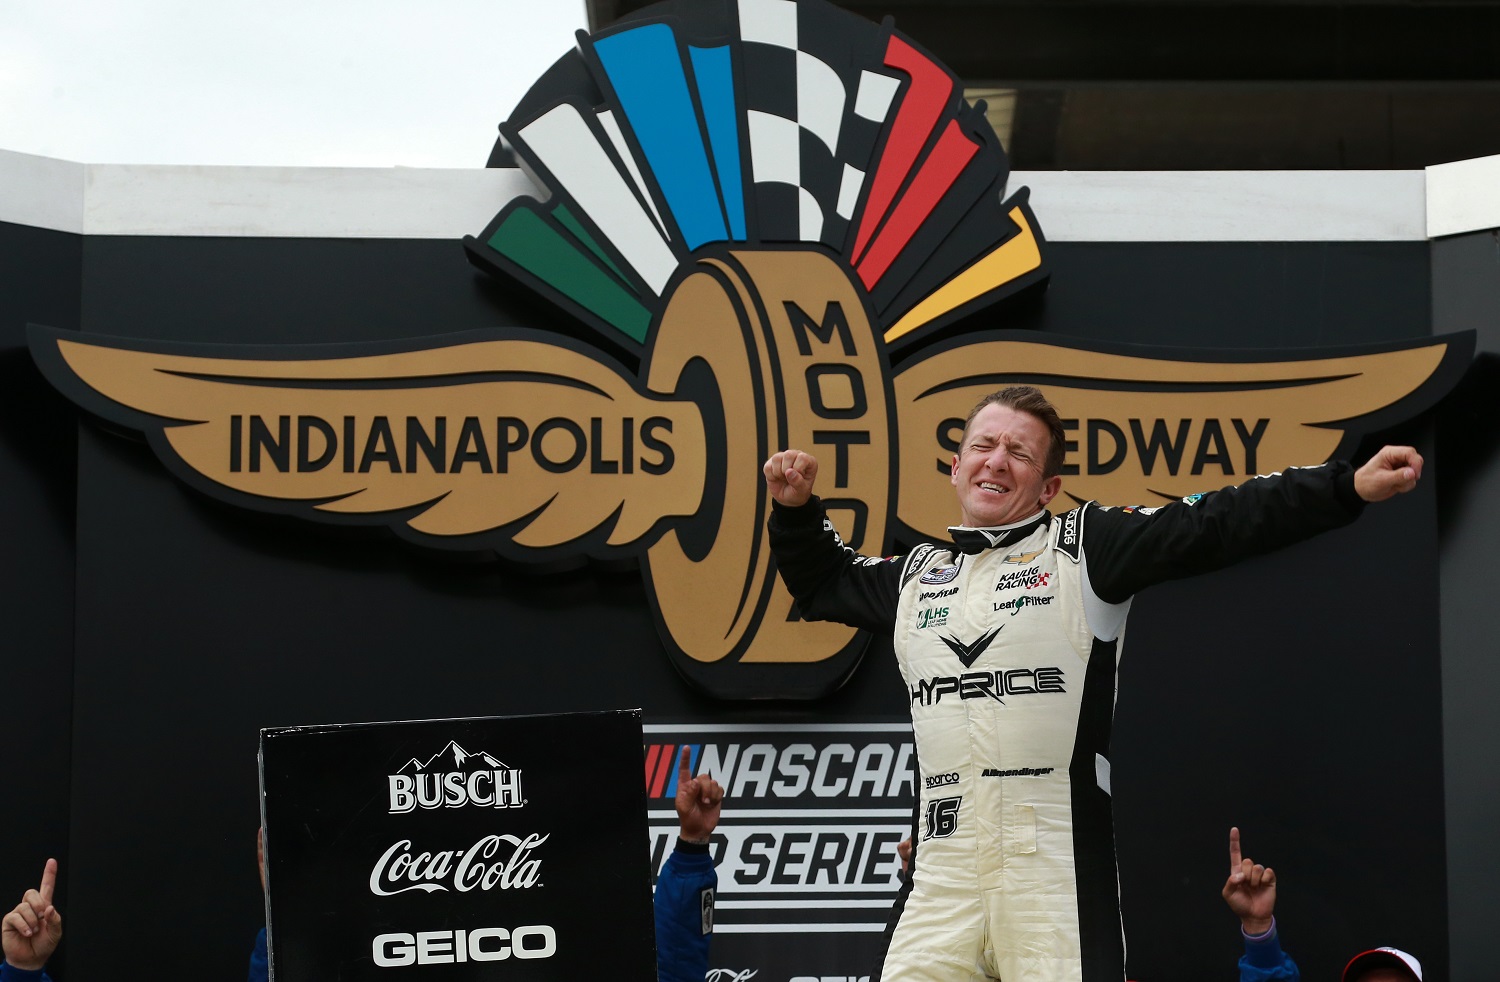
[29,0,1470,701]
[910,667,1066,706]
[938,628,1002,668]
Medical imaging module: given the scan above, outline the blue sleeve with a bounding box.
[248,927,268,982]
[0,963,52,982]
[1239,925,1299,982]
[655,840,716,982]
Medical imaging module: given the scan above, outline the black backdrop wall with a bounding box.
[0,208,1460,981]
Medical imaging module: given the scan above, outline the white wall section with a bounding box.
[0,147,1433,242]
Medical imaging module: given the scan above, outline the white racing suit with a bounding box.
[767,463,1365,982]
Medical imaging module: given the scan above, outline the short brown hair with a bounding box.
[961,386,1067,479]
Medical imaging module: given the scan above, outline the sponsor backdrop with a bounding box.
[260,711,653,980]
[0,2,1478,981]
[1,208,1448,982]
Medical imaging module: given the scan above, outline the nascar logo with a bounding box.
[646,722,913,934]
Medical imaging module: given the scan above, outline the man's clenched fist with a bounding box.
[764,450,820,507]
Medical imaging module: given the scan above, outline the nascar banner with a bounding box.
[647,720,915,982]
[260,711,654,981]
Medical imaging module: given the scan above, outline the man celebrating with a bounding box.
[764,385,1423,982]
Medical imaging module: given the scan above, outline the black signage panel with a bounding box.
[259,710,654,980]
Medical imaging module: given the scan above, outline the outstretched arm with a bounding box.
[1,859,62,976]
[1084,445,1425,603]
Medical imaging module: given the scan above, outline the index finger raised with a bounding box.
[1228,827,1242,872]
[38,858,56,906]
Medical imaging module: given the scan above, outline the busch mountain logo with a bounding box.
[387,740,524,813]
[29,0,1470,699]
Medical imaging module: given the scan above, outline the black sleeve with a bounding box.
[767,496,903,633]
[1081,461,1367,604]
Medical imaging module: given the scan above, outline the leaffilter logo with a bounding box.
[29,0,1470,699]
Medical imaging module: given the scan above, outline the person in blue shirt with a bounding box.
[655,746,722,982]
[249,746,723,982]
[1222,827,1422,982]
[0,859,61,982]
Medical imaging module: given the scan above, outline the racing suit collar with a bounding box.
[948,510,1051,555]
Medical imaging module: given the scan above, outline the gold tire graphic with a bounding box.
[644,249,894,678]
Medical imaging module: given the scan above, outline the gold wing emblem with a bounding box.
[892,332,1471,541]
[30,328,705,555]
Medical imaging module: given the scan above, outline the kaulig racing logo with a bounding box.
[29,0,1470,699]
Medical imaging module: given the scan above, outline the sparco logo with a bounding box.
[369,833,547,897]
[924,772,959,789]
[387,741,523,813]
[372,924,556,967]
[911,667,1066,705]
[30,0,1469,701]
[1062,509,1079,547]
[918,586,958,601]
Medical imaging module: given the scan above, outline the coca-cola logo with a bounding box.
[369,832,548,897]
[705,970,758,982]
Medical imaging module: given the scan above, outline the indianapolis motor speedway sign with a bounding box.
[29,0,1468,699]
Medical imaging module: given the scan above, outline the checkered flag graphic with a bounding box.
[736,0,899,248]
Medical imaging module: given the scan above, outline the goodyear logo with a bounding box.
[28,0,1471,699]
[645,722,912,935]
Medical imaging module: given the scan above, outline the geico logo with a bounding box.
[230,413,675,476]
[388,770,522,813]
[910,667,1066,706]
[917,587,958,601]
[731,830,903,887]
[369,832,547,896]
[372,925,556,966]
[681,743,914,799]
[924,772,959,789]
